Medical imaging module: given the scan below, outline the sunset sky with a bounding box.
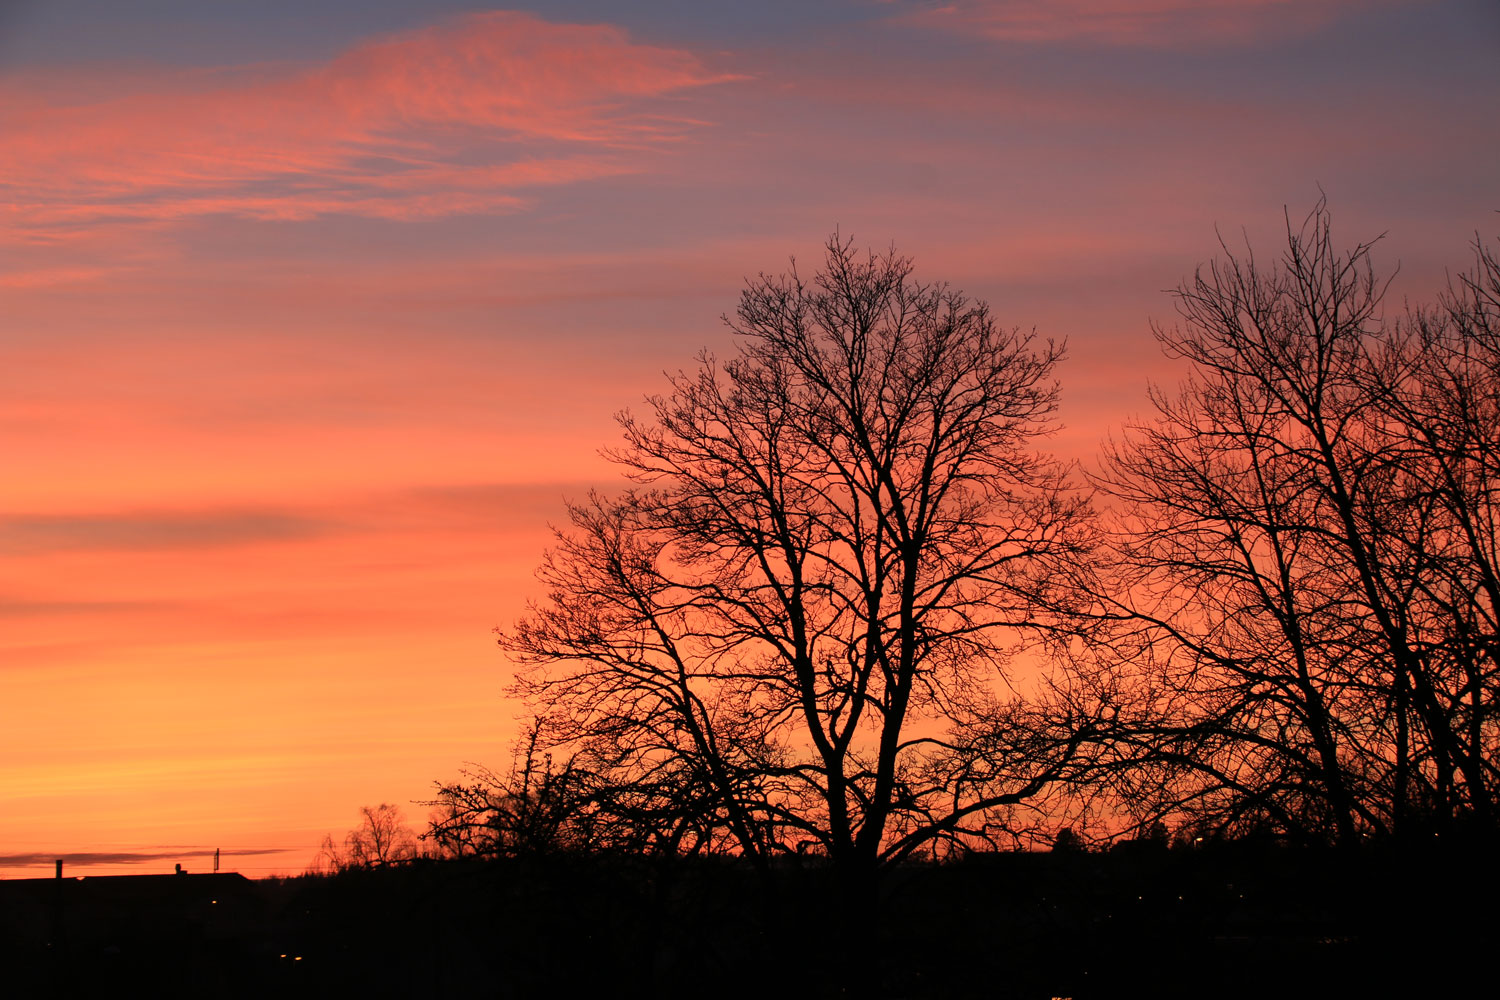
[2,0,1496,877]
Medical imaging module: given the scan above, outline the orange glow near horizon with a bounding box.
[1,0,1495,877]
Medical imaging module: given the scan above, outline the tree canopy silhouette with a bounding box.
[1096,202,1500,844]
[316,803,420,871]
[501,235,1097,884]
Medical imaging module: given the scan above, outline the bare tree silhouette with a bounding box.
[427,719,730,857]
[499,235,1099,892]
[1094,201,1500,844]
[316,803,420,871]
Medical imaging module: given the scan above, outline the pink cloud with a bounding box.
[0,265,123,288]
[0,12,735,241]
[895,0,1409,47]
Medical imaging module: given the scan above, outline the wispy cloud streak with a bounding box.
[0,509,333,554]
[893,0,1405,47]
[0,849,286,868]
[0,11,734,242]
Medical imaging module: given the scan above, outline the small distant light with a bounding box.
[211,900,217,904]
[294,956,303,962]
[280,954,287,959]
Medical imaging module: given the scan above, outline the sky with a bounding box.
[1,0,1496,877]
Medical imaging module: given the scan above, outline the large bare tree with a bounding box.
[502,236,1097,888]
[1096,202,1500,844]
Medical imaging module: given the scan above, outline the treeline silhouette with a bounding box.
[421,202,1498,887]
[8,842,1491,997]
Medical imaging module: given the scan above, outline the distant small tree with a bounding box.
[316,803,420,872]
[1146,819,1170,847]
[426,722,596,858]
[427,718,735,858]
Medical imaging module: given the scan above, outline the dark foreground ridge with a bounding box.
[1,842,1492,998]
